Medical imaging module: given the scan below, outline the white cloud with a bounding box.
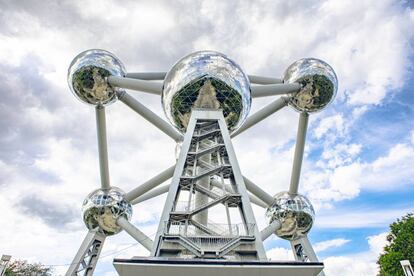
[314,115,345,140]
[335,143,414,191]
[319,143,362,169]
[193,0,414,107]
[323,232,388,276]
[314,238,350,253]
[266,247,294,261]
[305,136,414,206]
[316,207,413,229]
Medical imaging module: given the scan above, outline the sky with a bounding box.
[0,0,413,275]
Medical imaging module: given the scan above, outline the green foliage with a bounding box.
[378,213,414,276]
[4,260,52,276]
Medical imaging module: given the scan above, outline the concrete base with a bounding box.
[113,257,324,276]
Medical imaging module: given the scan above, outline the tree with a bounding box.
[4,260,52,276]
[378,213,414,276]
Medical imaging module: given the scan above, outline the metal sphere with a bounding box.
[265,191,315,241]
[68,49,126,106]
[283,58,338,113]
[82,187,132,236]
[162,51,251,134]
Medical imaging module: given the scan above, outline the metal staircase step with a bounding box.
[188,143,225,158]
[180,164,231,182]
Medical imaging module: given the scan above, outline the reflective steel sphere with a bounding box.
[265,191,315,241]
[82,187,132,236]
[68,49,126,106]
[283,58,337,113]
[162,51,251,134]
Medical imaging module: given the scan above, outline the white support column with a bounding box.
[117,217,153,252]
[291,236,325,276]
[125,165,176,202]
[248,75,283,85]
[118,92,183,142]
[248,193,269,208]
[251,83,301,98]
[231,97,288,138]
[125,72,166,80]
[243,177,274,206]
[215,111,267,260]
[108,76,162,95]
[130,185,170,205]
[66,230,105,276]
[260,220,281,241]
[289,112,309,195]
[96,106,110,190]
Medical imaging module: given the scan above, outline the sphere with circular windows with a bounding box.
[265,191,315,241]
[162,51,251,134]
[82,187,132,236]
[283,58,337,113]
[68,49,126,106]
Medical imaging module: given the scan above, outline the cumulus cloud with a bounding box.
[314,238,350,253]
[324,232,388,276]
[18,194,78,229]
[266,247,294,261]
[303,132,414,206]
[317,206,413,229]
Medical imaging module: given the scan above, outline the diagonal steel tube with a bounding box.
[260,220,281,241]
[248,75,283,85]
[117,217,153,251]
[118,92,183,142]
[231,97,288,138]
[243,177,274,206]
[125,72,166,80]
[125,165,176,202]
[130,185,170,205]
[124,72,282,85]
[248,194,269,208]
[131,180,268,208]
[108,75,163,95]
[289,112,309,195]
[251,83,301,98]
[96,106,111,190]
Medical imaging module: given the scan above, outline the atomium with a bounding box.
[82,187,132,236]
[265,191,315,241]
[162,51,251,134]
[284,58,338,113]
[65,48,338,275]
[68,49,126,106]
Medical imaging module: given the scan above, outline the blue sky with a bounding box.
[0,0,413,275]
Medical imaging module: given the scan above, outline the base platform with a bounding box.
[113,257,324,276]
